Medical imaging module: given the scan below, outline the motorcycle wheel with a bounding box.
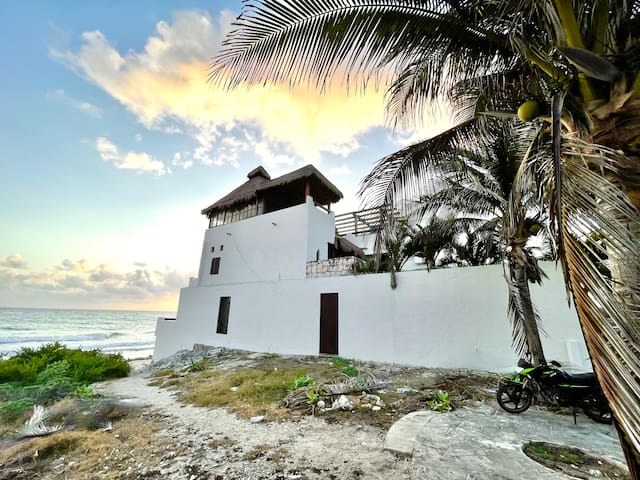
[496,382,533,413]
[582,394,613,424]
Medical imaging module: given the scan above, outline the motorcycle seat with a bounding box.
[563,372,598,386]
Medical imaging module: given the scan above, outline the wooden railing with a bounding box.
[335,208,383,236]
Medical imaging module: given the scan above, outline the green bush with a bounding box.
[0,398,33,422]
[0,342,130,384]
[330,357,352,368]
[0,343,130,423]
[426,390,452,412]
[341,366,359,377]
[290,374,315,390]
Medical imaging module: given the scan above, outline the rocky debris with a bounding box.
[332,395,357,411]
[250,415,265,423]
[146,347,226,373]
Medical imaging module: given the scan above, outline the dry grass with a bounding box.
[0,415,168,480]
[158,358,337,420]
[210,436,237,449]
[151,352,500,429]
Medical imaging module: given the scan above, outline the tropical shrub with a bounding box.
[0,343,130,423]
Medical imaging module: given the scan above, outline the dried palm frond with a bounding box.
[282,371,388,409]
[18,405,62,439]
[542,134,640,459]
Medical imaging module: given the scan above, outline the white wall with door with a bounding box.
[155,261,589,372]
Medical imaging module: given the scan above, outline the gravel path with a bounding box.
[93,374,411,480]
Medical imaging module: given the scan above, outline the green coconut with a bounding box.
[517,100,541,122]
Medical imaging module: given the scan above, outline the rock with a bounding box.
[395,387,414,394]
[332,395,355,411]
[316,400,326,409]
[361,393,384,407]
[230,387,239,392]
[250,415,265,423]
[372,406,382,412]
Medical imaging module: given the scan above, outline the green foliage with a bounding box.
[341,366,359,377]
[305,386,325,405]
[524,442,584,464]
[290,375,315,390]
[0,343,130,424]
[0,342,130,384]
[185,359,208,373]
[330,357,352,368]
[426,390,451,412]
[72,384,97,399]
[352,259,375,275]
[329,357,359,377]
[0,398,33,422]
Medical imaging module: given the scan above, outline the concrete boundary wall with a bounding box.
[154,262,589,372]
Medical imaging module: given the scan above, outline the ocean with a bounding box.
[0,308,175,360]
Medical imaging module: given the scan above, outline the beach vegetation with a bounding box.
[426,390,452,413]
[290,374,315,390]
[330,357,352,368]
[0,342,130,427]
[160,355,352,419]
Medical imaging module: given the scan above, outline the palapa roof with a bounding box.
[335,236,366,259]
[202,164,343,216]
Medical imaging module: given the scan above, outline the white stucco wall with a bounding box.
[306,202,335,262]
[196,198,333,286]
[154,261,589,373]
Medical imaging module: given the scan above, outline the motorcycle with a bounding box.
[496,358,613,424]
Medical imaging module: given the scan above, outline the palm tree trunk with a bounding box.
[512,262,547,366]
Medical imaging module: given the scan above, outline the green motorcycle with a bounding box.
[497,358,612,424]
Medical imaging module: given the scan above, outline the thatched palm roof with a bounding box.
[202,165,343,216]
[335,236,365,259]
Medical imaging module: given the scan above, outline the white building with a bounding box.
[154,165,590,372]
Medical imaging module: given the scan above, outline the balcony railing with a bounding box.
[335,208,383,236]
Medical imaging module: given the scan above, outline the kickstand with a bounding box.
[572,408,577,424]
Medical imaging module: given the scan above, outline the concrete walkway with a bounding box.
[385,404,627,479]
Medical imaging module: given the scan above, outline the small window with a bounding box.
[210,257,220,275]
[220,245,224,251]
[216,296,231,334]
[211,246,215,252]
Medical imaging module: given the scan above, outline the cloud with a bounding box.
[330,164,352,176]
[171,152,193,169]
[0,254,27,269]
[95,137,167,174]
[50,88,103,119]
[0,255,192,308]
[50,10,393,167]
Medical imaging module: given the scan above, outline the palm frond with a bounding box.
[358,117,488,211]
[545,134,640,457]
[211,0,515,129]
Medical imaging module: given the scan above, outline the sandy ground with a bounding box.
[93,373,411,479]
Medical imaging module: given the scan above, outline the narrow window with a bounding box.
[210,257,220,274]
[220,245,224,251]
[216,296,231,334]
[211,246,215,253]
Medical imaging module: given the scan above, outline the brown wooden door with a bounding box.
[320,293,338,355]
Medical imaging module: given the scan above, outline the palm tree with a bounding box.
[368,119,550,365]
[210,1,640,472]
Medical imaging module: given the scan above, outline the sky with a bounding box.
[0,1,452,311]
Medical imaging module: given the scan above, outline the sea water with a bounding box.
[0,308,175,359]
